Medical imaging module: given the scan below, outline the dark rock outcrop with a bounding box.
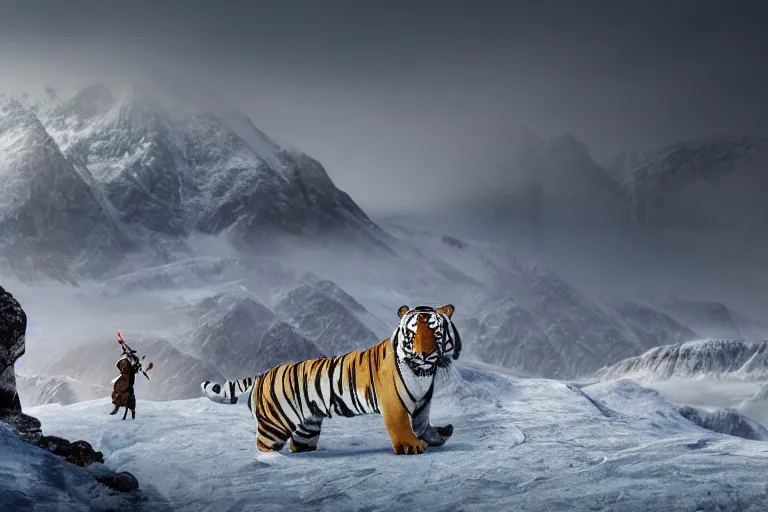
[96,471,140,493]
[37,435,105,467]
[0,284,41,442]
[1,284,136,498]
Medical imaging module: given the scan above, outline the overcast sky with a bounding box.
[1,0,766,214]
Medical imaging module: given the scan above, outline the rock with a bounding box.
[96,471,140,493]
[0,284,42,442]
[1,412,42,443]
[37,435,105,467]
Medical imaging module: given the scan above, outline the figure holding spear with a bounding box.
[109,331,153,420]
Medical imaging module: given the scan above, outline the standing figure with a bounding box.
[110,355,140,420]
[109,331,152,420]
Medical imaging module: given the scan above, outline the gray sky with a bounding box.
[1,0,766,214]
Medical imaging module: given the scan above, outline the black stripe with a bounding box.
[227,381,238,404]
[293,429,319,440]
[393,345,417,404]
[451,322,462,359]
[311,362,329,417]
[366,348,379,413]
[258,424,285,442]
[328,356,341,395]
[393,374,413,414]
[412,383,434,417]
[291,439,313,451]
[268,368,297,431]
[294,362,308,420]
[331,392,356,418]
[336,354,347,395]
[283,364,304,422]
[346,358,363,414]
[256,374,285,432]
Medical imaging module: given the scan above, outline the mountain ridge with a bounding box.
[0,84,388,282]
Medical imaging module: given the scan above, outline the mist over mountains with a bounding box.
[0,84,384,283]
[1,83,765,409]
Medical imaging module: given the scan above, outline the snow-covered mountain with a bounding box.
[180,291,324,377]
[15,365,768,512]
[15,374,107,407]
[595,337,768,431]
[16,217,758,398]
[274,282,382,356]
[612,299,700,348]
[654,296,756,339]
[463,260,670,379]
[463,128,768,249]
[596,339,768,382]
[0,84,386,282]
[0,97,127,282]
[459,128,628,232]
[36,85,381,244]
[608,136,768,237]
[41,335,225,402]
[5,84,763,402]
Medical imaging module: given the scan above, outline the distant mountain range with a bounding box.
[463,126,768,247]
[3,84,766,407]
[0,85,384,282]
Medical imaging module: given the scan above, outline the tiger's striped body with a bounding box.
[201,304,461,455]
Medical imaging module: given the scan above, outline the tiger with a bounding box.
[200,304,462,455]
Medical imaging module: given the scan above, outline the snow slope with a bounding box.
[24,365,768,512]
[595,338,768,429]
[0,423,170,512]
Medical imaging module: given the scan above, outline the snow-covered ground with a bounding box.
[0,422,171,512]
[24,364,768,512]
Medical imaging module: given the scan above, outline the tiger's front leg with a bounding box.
[411,401,453,447]
[378,377,427,455]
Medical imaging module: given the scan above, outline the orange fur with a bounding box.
[209,304,458,455]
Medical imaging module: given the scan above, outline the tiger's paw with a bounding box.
[419,424,454,447]
[393,439,428,455]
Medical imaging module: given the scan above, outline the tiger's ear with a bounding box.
[397,305,410,318]
[435,304,455,318]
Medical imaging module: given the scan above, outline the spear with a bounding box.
[116,331,154,380]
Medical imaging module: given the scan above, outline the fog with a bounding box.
[1,1,767,409]
[1,0,767,212]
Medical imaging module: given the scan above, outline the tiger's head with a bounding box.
[394,304,462,377]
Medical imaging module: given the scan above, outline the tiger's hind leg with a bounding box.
[412,401,453,447]
[255,420,291,453]
[289,419,323,453]
[256,432,287,452]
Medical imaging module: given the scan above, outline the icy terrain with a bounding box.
[20,364,768,512]
[0,422,171,512]
[597,338,768,429]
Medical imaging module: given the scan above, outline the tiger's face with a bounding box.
[394,304,459,377]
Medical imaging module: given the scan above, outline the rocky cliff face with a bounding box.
[0,284,41,442]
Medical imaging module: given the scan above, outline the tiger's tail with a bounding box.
[201,376,260,405]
